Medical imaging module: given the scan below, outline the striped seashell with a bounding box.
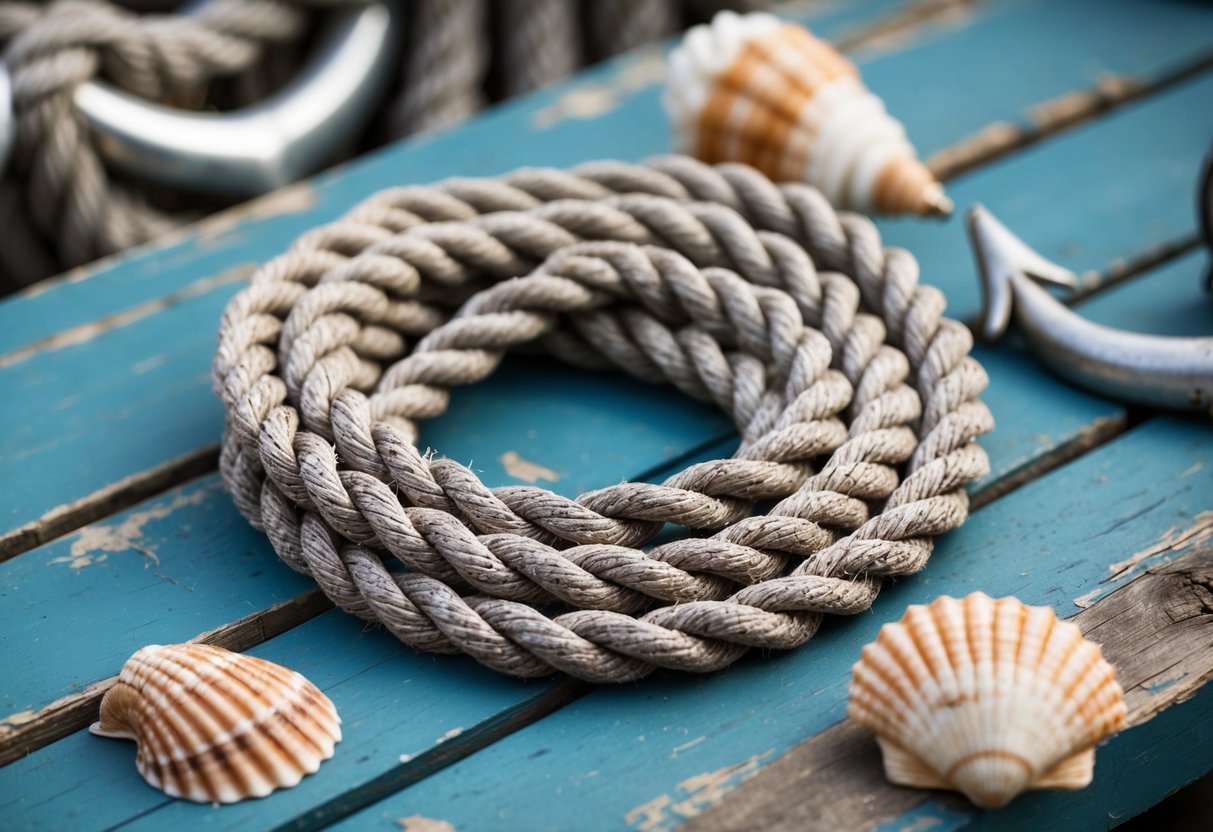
[90,643,341,804]
[848,592,1126,809]
[665,11,951,217]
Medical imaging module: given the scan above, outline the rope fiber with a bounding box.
[214,156,994,682]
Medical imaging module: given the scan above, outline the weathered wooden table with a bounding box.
[3,0,1213,829]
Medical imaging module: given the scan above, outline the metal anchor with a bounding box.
[968,204,1213,414]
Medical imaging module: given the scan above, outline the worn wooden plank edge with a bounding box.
[0,589,331,767]
[684,547,1213,832]
[926,49,1213,180]
[277,679,591,832]
[969,412,1126,510]
[0,444,218,562]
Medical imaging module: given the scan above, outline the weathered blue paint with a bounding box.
[1078,248,1213,337]
[0,439,740,831]
[329,417,1213,831]
[966,345,1121,495]
[0,477,313,717]
[880,70,1213,319]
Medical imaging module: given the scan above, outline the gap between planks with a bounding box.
[0,589,333,767]
[682,546,1213,832]
[0,445,219,563]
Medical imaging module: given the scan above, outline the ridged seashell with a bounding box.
[90,643,341,803]
[848,593,1126,809]
[665,11,951,217]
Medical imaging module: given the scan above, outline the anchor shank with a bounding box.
[1010,274,1213,412]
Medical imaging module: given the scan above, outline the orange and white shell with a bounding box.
[90,643,341,804]
[848,593,1126,809]
[665,11,951,217]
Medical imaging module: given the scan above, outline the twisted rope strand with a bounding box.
[217,157,992,682]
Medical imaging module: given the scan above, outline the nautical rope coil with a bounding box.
[214,156,994,682]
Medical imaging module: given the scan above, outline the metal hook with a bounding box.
[968,204,1213,414]
[0,1,399,196]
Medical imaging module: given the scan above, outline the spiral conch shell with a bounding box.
[90,643,341,803]
[665,11,951,217]
[848,593,1126,809]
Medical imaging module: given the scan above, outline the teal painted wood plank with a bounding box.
[0,477,312,718]
[7,0,1213,357]
[0,354,730,720]
[0,439,744,831]
[328,416,1213,831]
[879,69,1213,320]
[966,345,1122,494]
[0,0,907,357]
[0,611,558,831]
[1078,248,1213,337]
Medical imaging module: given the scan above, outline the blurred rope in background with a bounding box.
[0,0,772,294]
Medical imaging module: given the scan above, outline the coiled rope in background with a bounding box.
[0,0,769,292]
[214,157,993,682]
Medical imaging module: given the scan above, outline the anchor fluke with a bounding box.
[965,205,1213,414]
[967,204,1080,341]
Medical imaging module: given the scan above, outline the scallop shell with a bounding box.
[665,11,951,217]
[90,643,341,804]
[847,593,1126,809]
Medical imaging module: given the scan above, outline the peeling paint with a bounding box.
[532,48,666,130]
[1106,511,1213,582]
[398,816,456,832]
[838,0,978,58]
[0,710,37,729]
[196,182,319,242]
[624,750,774,831]
[436,726,463,744]
[500,451,560,484]
[48,553,107,570]
[1073,588,1101,609]
[0,264,255,370]
[58,487,214,567]
[670,736,706,757]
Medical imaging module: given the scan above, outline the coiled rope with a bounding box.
[214,156,993,682]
